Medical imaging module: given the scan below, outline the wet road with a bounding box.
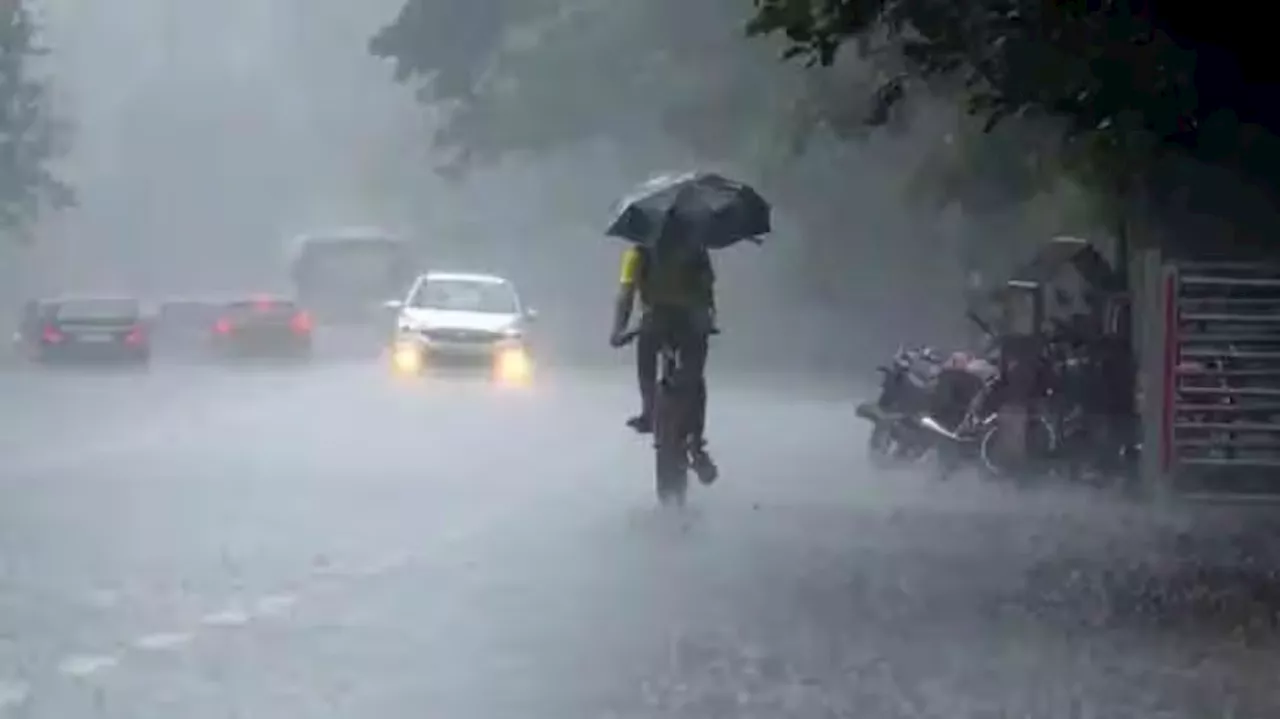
[2,361,1280,717]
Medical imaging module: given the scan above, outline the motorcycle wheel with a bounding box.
[934,441,963,481]
[866,425,897,469]
[977,415,1057,480]
[867,424,928,469]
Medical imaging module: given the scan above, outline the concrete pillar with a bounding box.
[1136,248,1173,499]
[994,280,1044,470]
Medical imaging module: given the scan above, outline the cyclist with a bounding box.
[609,216,718,483]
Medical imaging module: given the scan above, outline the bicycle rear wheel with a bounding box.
[653,380,689,506]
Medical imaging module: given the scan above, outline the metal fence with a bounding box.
[1144,258,1280,499]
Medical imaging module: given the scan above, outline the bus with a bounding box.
[287,228,417,325]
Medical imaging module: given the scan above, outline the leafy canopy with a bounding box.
[745,0,1280,206]
[370,0,813,175]
[368,0,1122,226]
[0,0,73,241]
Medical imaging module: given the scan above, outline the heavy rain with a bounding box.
[2,0,1280,716]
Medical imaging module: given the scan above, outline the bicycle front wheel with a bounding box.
[653,382,689,506]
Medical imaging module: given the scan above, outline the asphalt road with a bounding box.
[2,359,1280,718]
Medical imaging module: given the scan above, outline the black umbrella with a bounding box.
[606,171,771,249]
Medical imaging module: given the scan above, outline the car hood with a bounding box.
[401,308,520,333]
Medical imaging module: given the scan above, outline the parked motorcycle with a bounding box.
[912,313,1058,480]
[855,346,943,468]
[922,314,1146,483]
[1034,327,1140,484]
[856,335,1011,474]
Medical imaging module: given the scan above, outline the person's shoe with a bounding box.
[689,442,718,485]
[626,413,653,434]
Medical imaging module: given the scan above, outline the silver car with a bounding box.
[386,272,537,382]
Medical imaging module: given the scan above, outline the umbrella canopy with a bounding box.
[606,171,771,249]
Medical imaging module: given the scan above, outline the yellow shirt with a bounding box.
[619,245,643,285]
[619,246,713,309]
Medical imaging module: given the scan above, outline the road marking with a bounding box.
[9,399,607,701]
[57,654,119,678]
[252,594,298,617]
[200,608,250,627]
[0,680,29,710]
[132,632,193,650]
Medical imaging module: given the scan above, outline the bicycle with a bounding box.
[616,325,717,506]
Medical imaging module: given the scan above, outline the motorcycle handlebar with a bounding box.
[965,310,994,338]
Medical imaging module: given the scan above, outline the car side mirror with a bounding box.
[524,308,538,322]
[383,300,403,311]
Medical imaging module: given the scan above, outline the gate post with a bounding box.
[995,280,1044,468]
[1137,248,1176,499]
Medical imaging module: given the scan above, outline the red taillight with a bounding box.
[213,318,233,335]
[41,325,63,343]
[290,311,312,334]
[124,326,145,345]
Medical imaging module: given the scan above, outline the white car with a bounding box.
[386,272,536,382]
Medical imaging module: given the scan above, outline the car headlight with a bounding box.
[390,340,423,374]
[494,344,532,385]
[500,326,522,338]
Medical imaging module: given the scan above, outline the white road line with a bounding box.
[251,594,298,617]
[57,654,119,678]
[200,608,251,627]
[132,632,193,650]
[0,680,30,711]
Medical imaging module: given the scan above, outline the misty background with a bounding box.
[11,0,1115,372]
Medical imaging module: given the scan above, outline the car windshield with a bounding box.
[54,299,139,321]
[410,278,517,314]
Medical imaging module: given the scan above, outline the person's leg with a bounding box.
[628,328,658,432]
[677,324,716,483]
[682,331,709,443]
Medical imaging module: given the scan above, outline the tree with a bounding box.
[0,0,73,242]
[369,0,815,175]
[746,0,1280,253]
[366,0,1091,339]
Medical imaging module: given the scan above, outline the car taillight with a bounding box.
[290,311,312,334]
[213,318,233,334]
[41,325,63,343]
[124,326,145,345]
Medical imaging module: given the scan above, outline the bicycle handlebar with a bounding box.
[614,326,720,347]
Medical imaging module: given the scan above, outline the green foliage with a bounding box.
[745,0,1204,199]
[371,0,807,176]
[0,0,73,241]
[369,0,1099,227]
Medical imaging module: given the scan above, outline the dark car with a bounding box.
[20,296,151,365]
[210,296,313,359]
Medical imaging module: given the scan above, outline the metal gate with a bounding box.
[1167,261,1280,498]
